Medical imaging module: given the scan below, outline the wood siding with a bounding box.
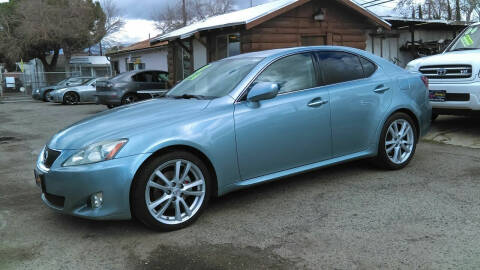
[240,0,374,53]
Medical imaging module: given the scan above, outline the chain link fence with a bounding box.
[1,71,85,96]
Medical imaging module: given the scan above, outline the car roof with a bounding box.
[122,69,168,75]
[227,46,372,60]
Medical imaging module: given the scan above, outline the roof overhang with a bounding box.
[152,0,391,43]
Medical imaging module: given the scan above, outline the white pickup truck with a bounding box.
[406,23,480,119]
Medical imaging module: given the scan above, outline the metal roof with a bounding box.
[153,0,391,42]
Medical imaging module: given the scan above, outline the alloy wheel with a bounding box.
[385,119,414,164]
[145,159,206,225]
[64,92,79,105]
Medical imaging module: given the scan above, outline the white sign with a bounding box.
[5,77,15,88]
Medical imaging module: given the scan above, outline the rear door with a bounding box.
[315,51,393,157]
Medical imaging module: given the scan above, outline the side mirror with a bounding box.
[246,82,279,102]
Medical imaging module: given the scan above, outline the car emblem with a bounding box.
[437,68,447,76]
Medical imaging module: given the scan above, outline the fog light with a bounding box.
[91,192,103,209]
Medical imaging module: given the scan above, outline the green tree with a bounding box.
[0,0,106,72]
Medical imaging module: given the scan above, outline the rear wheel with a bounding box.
[373,112,417,170]
[63,92,79,105]
[132,151,211,231]
[121,93,138,105]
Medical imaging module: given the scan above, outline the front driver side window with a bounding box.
[253,53,316,94]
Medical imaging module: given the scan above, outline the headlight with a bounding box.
[63,139,128,166]
[35,89,40,93]
[405,64,416,72]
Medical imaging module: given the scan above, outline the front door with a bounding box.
[234,53,332,181]
[315,51,393,157]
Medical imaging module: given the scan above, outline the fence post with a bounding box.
[0,72,3,97]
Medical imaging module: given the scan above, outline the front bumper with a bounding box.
[49,92,63,103]
[32,92,42,100]
[35,150,150,220]
[95,91,121,106]
[429,81,480,111]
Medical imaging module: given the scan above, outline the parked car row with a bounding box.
[31,70,169,107]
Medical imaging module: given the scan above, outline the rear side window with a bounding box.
[317,52,364,85]
[132,72,154,82]
[360,57,376,77]
[254,53,316,94]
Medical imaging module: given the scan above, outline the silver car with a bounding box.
[49,77,108,105]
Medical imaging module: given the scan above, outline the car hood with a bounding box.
[48,98,211,150]
[407,50,480,68]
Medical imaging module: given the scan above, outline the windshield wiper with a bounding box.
[450,47,480,51]
[170,94,209,100]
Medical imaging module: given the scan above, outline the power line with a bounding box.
[364,0,395,8]
[360,0,387,6]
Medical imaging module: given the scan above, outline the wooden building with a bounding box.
[151,0,391,86]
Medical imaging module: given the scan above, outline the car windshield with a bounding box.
[166,57,262,99]
[448,25,480,52]
[56,78,69,86]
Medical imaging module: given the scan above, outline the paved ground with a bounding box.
[1,99,480,269]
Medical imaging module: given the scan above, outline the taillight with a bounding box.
[421,76,429,89]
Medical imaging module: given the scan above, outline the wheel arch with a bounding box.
[129,144,219,217]
[389,108,420,138]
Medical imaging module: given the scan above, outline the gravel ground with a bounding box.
[1,100,480,269]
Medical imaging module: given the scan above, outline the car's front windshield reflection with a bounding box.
[166,57,262,99]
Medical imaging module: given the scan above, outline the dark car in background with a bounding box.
[32,77,94,101]
[95,70,168,108]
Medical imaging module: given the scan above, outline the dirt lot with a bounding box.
[1,99,480,269]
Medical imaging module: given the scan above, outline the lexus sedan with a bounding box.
[49,77,108,105]
[35,46,431,231]
[32,77,94,101]
[95,70,169,108]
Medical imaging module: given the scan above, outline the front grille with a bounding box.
[44,148,61,169]
[419,65,472,79]
[44,193,65,208]
[446,93,470,101]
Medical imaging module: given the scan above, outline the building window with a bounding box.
[125,57,145,71]
[216,33,241,60]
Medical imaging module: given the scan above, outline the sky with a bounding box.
[110,0,397,45]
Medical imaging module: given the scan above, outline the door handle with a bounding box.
[374,85,390,93]
[307,98,328,107]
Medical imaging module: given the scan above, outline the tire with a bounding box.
[121,93,138,105]
[373,112,418,170]
[106,104,115,109]
[63,92,80,105]
[132,151,212,231]
[43,90,52,102]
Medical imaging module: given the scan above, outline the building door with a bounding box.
[301,35,326,46]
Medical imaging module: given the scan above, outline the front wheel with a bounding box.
[63,92,79,105]
[132,151,212,231]
[373,112,417,170]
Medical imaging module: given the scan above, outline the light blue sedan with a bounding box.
[35,46,431,231]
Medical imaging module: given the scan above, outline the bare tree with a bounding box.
[98,0,125,55]
[152,0,234,35]
[395,0,480,22]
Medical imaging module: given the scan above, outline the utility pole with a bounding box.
[250,0,253,7]
[182,0,187,26]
